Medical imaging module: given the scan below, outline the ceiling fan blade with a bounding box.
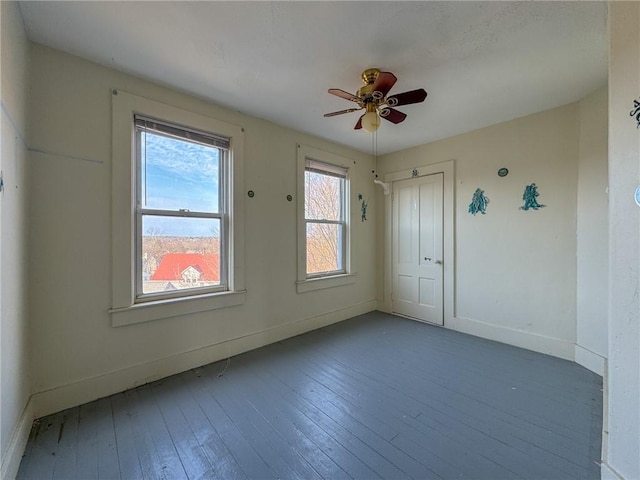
[386,89,428,107]
[354,115,364,130]
[372,71,397,98]
[328,88,360,103]
[380,108,407,124]
[324,108,361,117]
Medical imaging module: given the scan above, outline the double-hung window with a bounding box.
[111,91,245,326]
[296,144,355,293]
[304,159,347,276]
[134,116,228,300]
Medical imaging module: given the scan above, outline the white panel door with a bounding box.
[392,173,444,325]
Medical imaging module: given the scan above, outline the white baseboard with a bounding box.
[31,301,377,419]
[1,398,34,480]
[575,344,606,376]
[450,316,575,361]
[601,462,626,480]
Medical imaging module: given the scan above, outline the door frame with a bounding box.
[382,160,455,327]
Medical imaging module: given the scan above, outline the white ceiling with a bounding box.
[18,1,608,155]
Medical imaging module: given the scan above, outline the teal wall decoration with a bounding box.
[468,188,489,215]
[631,98,640,128]
[520,183,545,210]
[358,194,368,221]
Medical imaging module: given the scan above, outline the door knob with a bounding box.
[434,259,443,265]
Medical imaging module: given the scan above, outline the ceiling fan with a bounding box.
[324,68,427,132]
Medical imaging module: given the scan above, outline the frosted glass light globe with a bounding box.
[361,111,380,133]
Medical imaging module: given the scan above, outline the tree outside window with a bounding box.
[304,160,347,276]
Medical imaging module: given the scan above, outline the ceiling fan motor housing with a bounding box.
[357,84,376,103]
[359,69,384,103]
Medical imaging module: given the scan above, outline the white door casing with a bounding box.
[392,173,444,325]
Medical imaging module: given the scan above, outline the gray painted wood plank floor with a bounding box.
[17,311,603,479]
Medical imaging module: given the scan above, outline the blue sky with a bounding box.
[141,132,221,237]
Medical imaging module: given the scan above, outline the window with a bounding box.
[297,145,356,293]
[305,159,347,276]
[135,116,229,300]
[111,91,245,326]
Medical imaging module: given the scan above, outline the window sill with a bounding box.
[296,273,356,293]
[109,290,246,327]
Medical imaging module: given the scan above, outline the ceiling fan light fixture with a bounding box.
[325,68,427,132]
[361,110,380,132]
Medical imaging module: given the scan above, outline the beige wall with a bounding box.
[576,87,608,375]
[604,2,640,479]
[27,44,377,417]
[3,8,628,477]
[0,2,31,478]
[378,103,583,359]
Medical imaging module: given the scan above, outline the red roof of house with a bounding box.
[150,253,219,282]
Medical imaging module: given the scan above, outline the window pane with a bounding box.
[140,131,220,213]
[141,216,222,295]
[305,170,342,220]
[306,222,343,274]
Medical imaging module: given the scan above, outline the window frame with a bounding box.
[110,91,245,326]
[296,144,356,293]
[304,159,348,277]
[133,115,229,302]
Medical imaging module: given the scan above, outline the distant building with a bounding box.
[150,253,219,284]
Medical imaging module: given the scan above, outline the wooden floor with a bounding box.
[17,311,603,480]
